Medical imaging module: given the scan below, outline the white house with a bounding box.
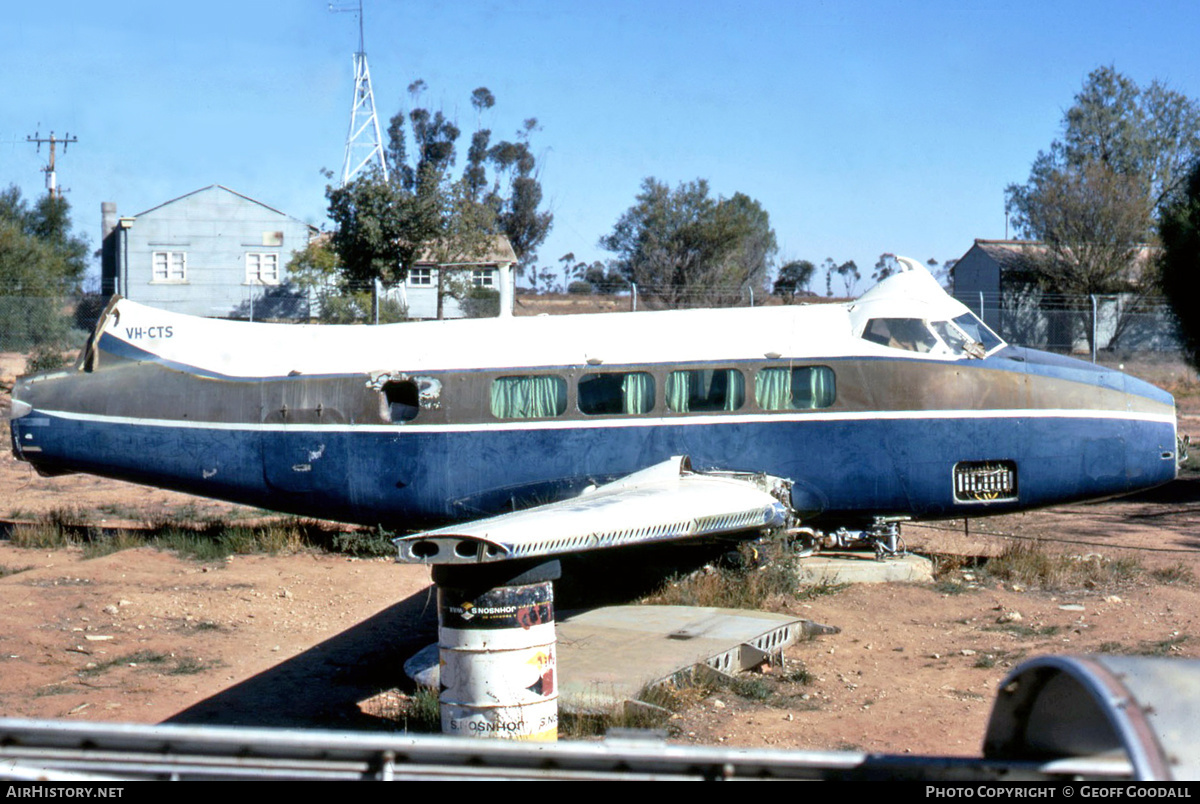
[392,235,517,319]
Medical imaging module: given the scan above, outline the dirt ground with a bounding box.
[1,350,1199,758]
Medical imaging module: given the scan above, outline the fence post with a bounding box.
[1091,294,1097,363]
[631,283,637,312]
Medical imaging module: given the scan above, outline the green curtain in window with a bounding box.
[668,369,744,412]
[810,367,834,408]
[622,373,654,414]
[666,371,692,412]
[491,376,565,418]
[724,369,744,411]
[755,367,791,410]
[755,366,834,410]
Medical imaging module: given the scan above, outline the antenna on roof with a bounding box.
[331,0,388,186]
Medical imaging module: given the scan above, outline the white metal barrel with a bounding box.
[437,579,558,741]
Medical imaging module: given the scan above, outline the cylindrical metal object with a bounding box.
[984,654,1200,781]
[437,579,557,741]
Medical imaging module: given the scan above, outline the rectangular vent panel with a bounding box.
[954,460,1018,503]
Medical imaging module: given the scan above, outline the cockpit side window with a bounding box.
[861,318,939,353]
[951,313,1004,354]
[930,320,975,356]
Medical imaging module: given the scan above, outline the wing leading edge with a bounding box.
[394,456,792,565]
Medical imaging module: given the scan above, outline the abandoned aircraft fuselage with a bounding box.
[8,264,1178,534]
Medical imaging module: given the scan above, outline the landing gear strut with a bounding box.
[787,516,909,560]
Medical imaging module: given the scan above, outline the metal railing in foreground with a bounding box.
[0,718,1131,782]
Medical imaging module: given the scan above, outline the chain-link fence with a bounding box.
[955,291,1180,357]
[0,295,99,350]
[36,278,508,327]
[0,289,1185,361]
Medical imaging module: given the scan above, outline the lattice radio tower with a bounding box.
[332,1,388,186]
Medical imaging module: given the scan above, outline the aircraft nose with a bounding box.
[1016,349,1180,493]
[9,397,32,420]
[9,381,44,462]
[1116,372,1179,486]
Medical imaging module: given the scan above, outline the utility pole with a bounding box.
[331,0,388,186]
[26,130,77,198]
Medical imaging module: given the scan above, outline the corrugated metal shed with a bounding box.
[102,185,317,319]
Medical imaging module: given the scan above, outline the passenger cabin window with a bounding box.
[755,366,836,410]
[490,375,568,419]
[578,372,655,415]
[861,318,939,353]
[666,369,744,413]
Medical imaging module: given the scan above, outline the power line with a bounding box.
[26,129,77,198]
[913,519,1200,555]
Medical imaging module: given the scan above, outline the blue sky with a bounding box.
[3,1,1199,294]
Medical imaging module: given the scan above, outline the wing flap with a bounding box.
[395,456,791,565]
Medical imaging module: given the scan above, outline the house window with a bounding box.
[246,252,280,285]
[409,267,433,286]
[151,251,187,282]
[471,268,495,287]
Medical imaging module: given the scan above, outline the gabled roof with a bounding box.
[965,239,1045,274]
[134,185,317,231]
[962,238,1158,285]
[413,235,516,267]
[307,232,516,268]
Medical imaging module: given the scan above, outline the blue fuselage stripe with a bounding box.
[12,409,1177,527]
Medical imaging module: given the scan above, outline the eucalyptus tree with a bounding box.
[772,259,816,302]
[600,178,777,308]
[1004,66,1200,349]
[1159,161,1200,369]
[326,82,553,317]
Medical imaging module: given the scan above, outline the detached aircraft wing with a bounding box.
[394,457,791,565]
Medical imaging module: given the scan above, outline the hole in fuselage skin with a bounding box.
[411,541,439,559]
[455,541,479,559]
[383,380,420,422]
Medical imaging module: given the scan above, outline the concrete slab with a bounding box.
[405,605,831,714]
[796,552,934,585]
[556,606,810,713]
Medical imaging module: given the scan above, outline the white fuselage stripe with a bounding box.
[31,407,1178,433]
